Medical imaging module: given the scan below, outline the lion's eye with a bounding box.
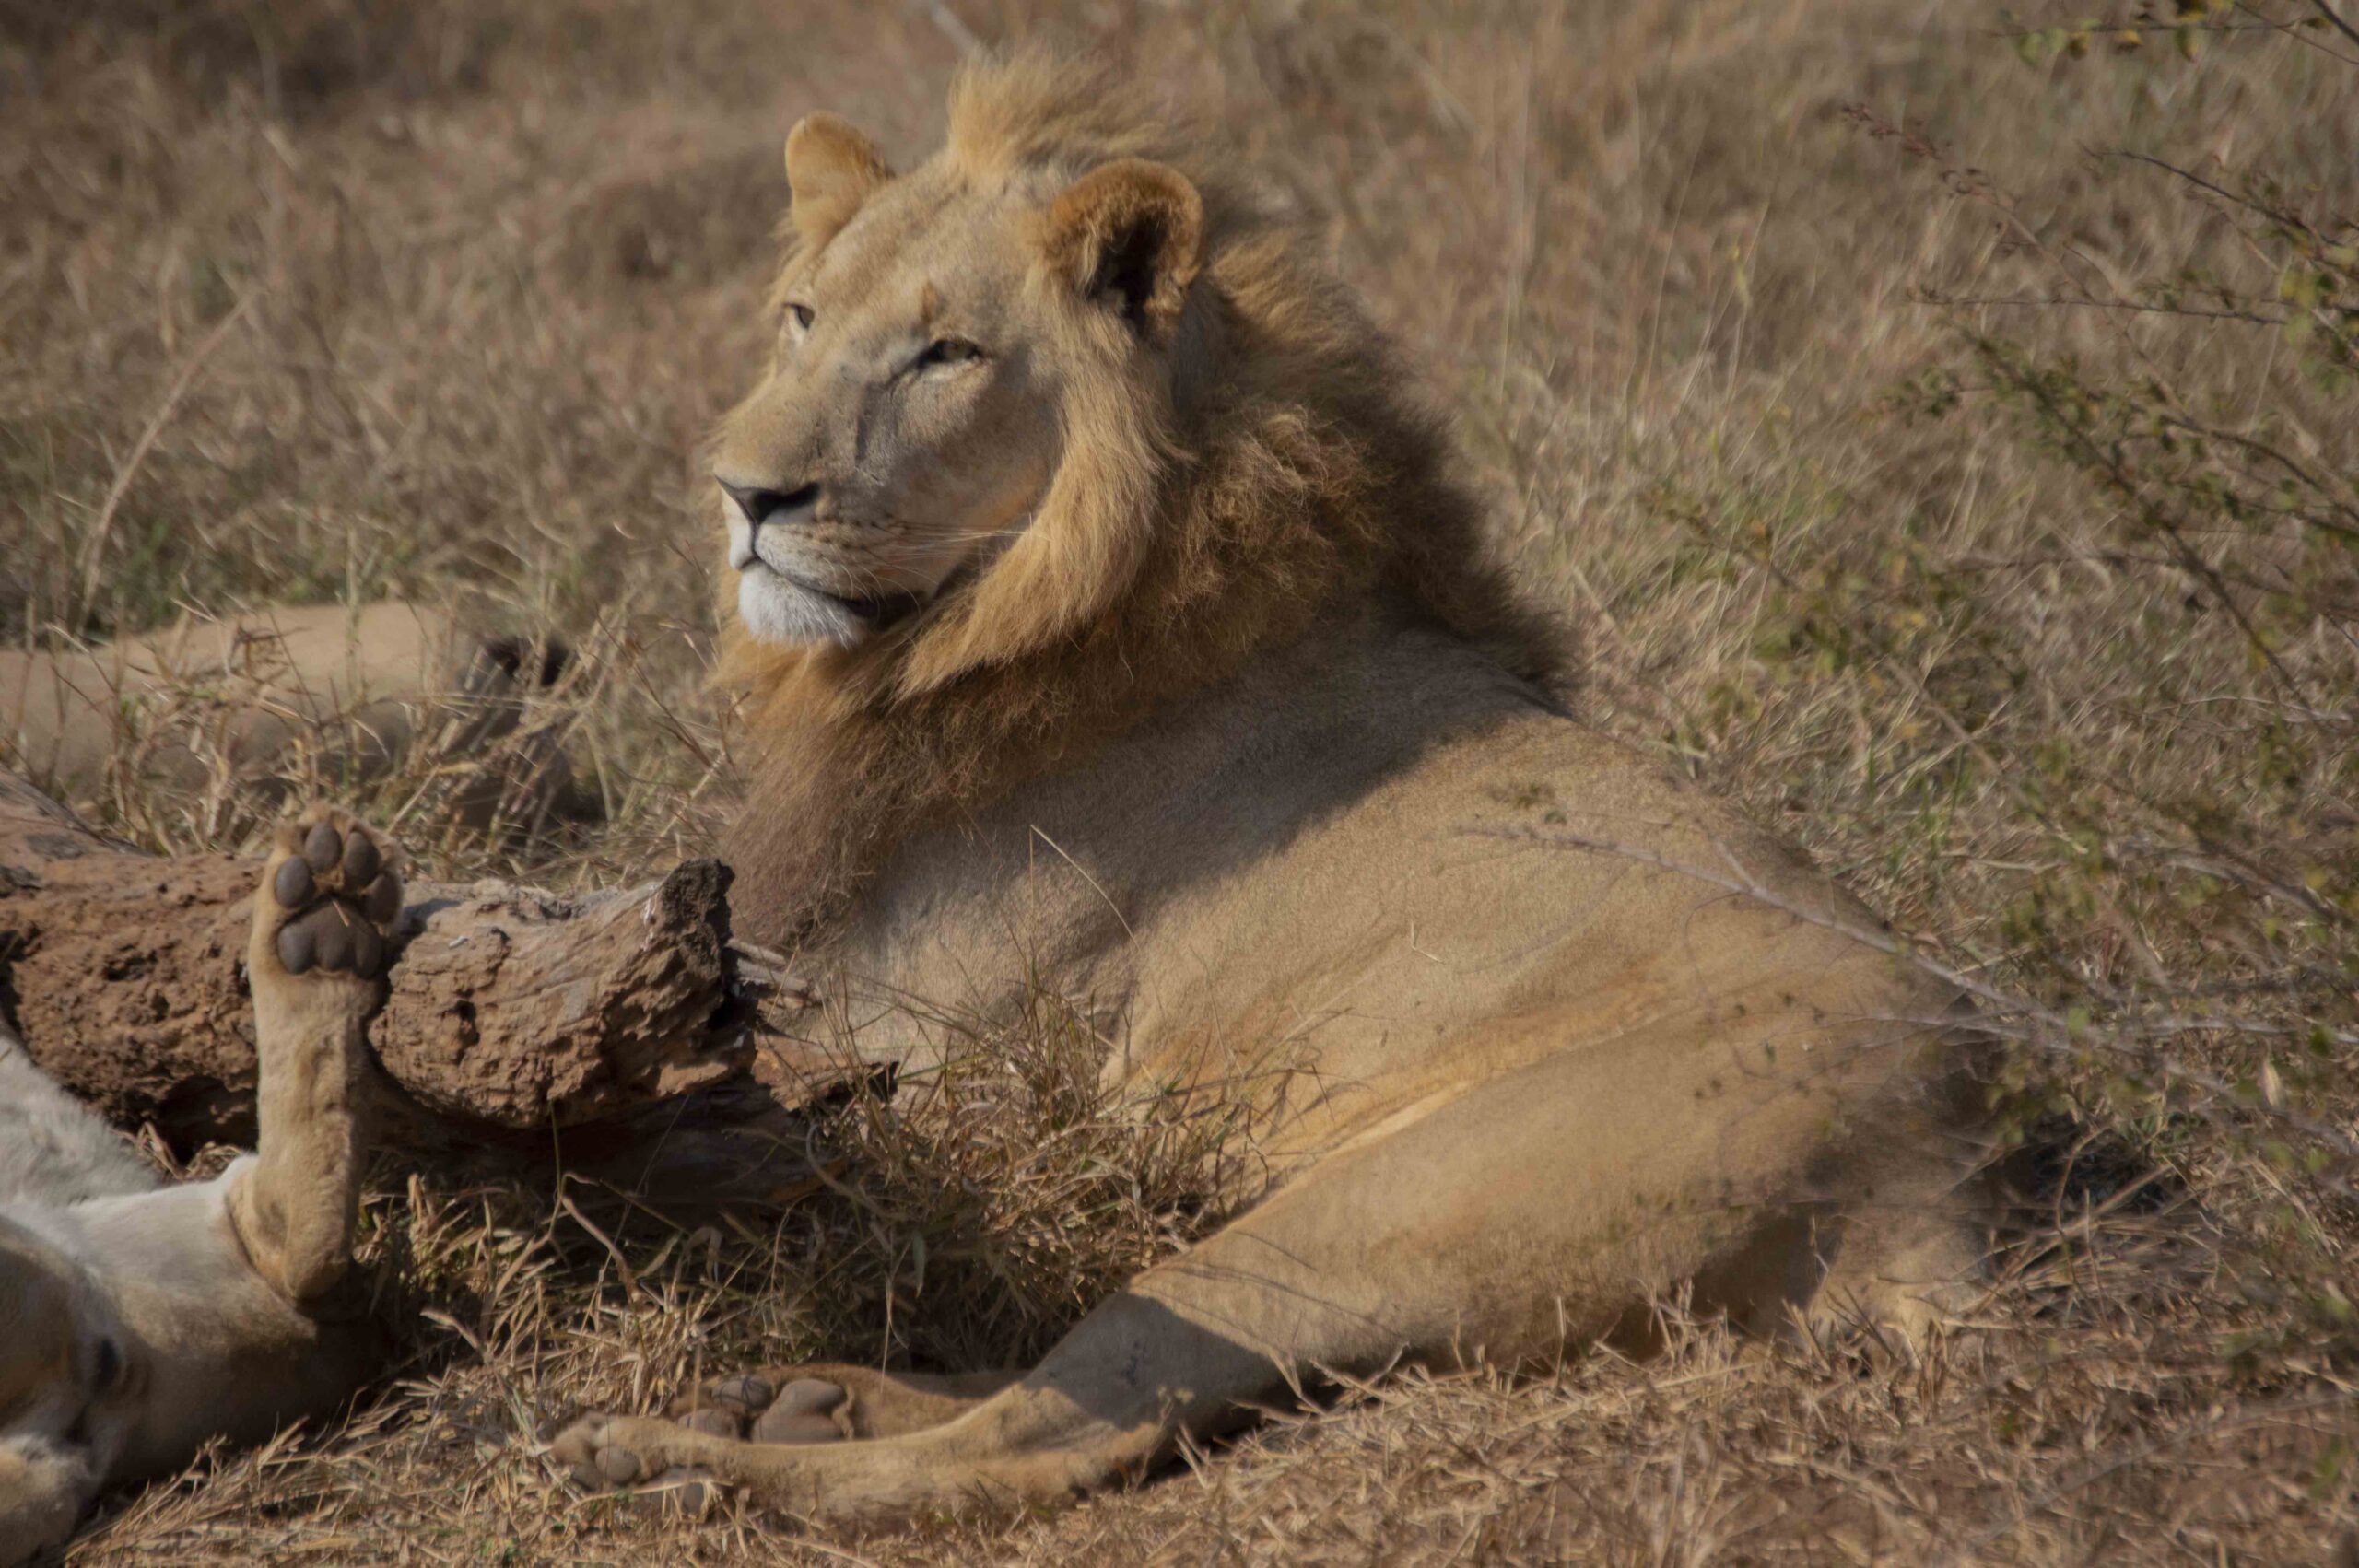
[786,302,816,334]
[914,337,982,370]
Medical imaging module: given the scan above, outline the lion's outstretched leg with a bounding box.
[546,1222,1344,1526]
[668,1364,1024,1443]
[547,1121,1452,1520]
[227,805,404,1306]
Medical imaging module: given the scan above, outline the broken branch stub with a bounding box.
[372,860,745,1124]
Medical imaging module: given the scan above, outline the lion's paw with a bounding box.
[669,1370,850,1445]
[546,1413,728,1515]
[252,804,405,988]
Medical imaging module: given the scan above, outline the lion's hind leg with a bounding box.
[1800,1175,1988,1355]
[227,805,404,1307]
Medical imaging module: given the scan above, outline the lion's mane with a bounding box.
[719,48,1567,947]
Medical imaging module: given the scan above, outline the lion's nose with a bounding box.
[717,477,820,530]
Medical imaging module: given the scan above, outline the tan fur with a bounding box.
[714,50,1556,942]
[0,603,591,834]
[549,48,1987,1527]
[0,809,404,1566]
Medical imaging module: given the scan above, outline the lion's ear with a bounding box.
[1038,159,1203,335]
[785,113,892,247]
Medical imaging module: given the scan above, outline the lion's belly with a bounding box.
[819,664,1961,1179]
[1111,771,1952,1170]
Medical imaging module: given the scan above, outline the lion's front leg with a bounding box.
[547,1361,1055,1525]
[546,1412,1002,1526]
[667,1363,1023,1443]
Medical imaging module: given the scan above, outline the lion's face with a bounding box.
[712,114,1203,653]
[0,1220,134,1556]
[713,172,1059,647]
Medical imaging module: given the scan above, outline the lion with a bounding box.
[0,806,405,1566]
[0,602,593,837]
[546,48,1988,1525]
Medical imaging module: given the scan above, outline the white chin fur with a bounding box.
[737,569,871,648]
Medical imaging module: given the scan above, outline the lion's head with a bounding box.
[713,49,1564,942]
[0,1217,124,1563]
[710,50,1239,692]
[712,103,1200,665]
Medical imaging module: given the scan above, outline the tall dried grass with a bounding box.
[3,0,2354,1562]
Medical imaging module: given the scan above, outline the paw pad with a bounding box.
[680,1408,737,1437]
[262,809,404,980]
[752,1379,847,1445]
[675,1370,848,1445]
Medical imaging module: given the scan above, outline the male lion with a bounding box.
[548,50,1986,1524]
[0,808,405,1565]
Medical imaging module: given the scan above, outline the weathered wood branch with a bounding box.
[0,770,758,1146]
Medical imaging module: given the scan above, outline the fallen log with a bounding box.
[0,769,759,1147]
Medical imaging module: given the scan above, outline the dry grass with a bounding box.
[5,0,2357,1562]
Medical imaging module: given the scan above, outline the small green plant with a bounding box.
[1828,1,2359,1359]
